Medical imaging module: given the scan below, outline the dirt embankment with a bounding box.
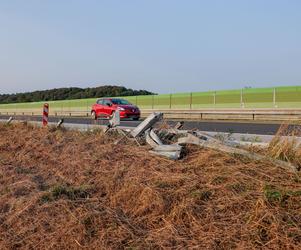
[0,123,301,249]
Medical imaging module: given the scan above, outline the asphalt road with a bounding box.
[1,114,301,135]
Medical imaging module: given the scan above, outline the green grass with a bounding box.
[1,85,301,112]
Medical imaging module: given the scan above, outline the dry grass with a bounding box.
[0,123,301,249]
[268,124,301,170]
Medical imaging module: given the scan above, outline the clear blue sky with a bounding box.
[0,0,300,94]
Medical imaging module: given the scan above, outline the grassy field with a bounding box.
[0,85,301,112]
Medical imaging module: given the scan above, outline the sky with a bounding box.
[0,0,300,94]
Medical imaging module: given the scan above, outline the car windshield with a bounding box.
[111,99,131,105]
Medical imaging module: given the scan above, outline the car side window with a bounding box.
[103,99,112,106]
[97,99,103,105]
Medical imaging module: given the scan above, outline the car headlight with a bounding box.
[117,107,125,111]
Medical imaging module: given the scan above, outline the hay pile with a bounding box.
[0,123,301,249]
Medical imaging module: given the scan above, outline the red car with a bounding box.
[91,98,140,120]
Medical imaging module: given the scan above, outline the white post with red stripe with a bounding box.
[43,103,49,126]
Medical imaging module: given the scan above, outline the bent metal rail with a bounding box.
[1,108,301,121]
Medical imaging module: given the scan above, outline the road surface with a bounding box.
[1,114,300,135]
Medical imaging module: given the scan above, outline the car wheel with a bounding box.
[133,117,140,121]
[91,111,97,120]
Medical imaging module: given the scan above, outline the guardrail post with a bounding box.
[240,89,244,108]
[56,119,64,128]
[152,95,154,109]
[169,94,172,109]
[189,92,192,109]
[273,88,276,108]
[7,117,13,124]
[213,91,216,107]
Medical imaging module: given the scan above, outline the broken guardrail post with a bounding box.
[56,119,64,128]
[145,127,183,160]
[174,121,184,130]
[109,110,120,128]
[114,112,163,145]
[105,110,121,134]
[130,112,163,138]
[177,133,298,173]
[150,144,183,160]
[145,128,164,147]
[149,129,163,145]
[145,130,160,148]
[6,117,14,124]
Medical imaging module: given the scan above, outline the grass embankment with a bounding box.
[0,123,300,249]
[0,85,301,111]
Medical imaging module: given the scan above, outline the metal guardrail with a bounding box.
[143,109,301,121]
[1,109,301,121]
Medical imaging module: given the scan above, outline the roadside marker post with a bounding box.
[240,89,244,108]
[43,103,49,126]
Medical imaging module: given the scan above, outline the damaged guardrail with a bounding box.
[108,112,299,173]
[1,112,299,173]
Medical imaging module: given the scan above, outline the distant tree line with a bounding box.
[0,85,155,104]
